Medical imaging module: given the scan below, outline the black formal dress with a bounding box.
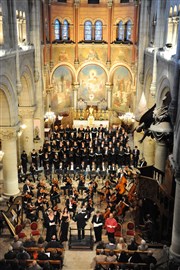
[60,215,69,242]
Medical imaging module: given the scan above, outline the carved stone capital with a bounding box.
[0,127,18,141]
[105,83,113,91]
[18,106,36,118]
[73,82,80,91]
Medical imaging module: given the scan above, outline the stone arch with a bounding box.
[77,63,108,105]
[156,76,171,108]
[19,65,35,107]
[50,63,75,113]
[0,75,18,126]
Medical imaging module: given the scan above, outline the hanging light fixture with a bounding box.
[119,107,135,127]
[44,106,56,122]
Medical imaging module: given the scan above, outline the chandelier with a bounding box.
[119,110,135,126]
[44,106,56,122]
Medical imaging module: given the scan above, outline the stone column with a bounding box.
[106,83,112,109]
[150,48,157,97]
[169,178,180,267]
[143,138,155,166]
[74,0,80,65]
[154,141,168,173]
[1,128,20,196]
[19,106,36,158]
[107,0,112,65]
[73,83,79,110]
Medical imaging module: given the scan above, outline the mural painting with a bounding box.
[51,66,73,113]
[78,64,107,103]
[112,66,132,112]
[79,46,107,63]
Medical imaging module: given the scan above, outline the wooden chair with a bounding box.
[30,221,40,236]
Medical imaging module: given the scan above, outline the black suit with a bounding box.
[74,212,87,240]
[91,214,104,242]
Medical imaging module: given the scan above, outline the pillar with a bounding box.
[106,83,112,109]
[107,0,112,65]
[19,106,35,158]
[73,83,79,110]
[154,141,168,172]
[169,179,180,267]
[143,138,155,166]
[150,48,157,97]
[1,128,20,196]
[74,0,80,65]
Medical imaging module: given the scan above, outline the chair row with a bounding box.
[96,249,149,255]
[95,261,149,270]
[4,259,62,269]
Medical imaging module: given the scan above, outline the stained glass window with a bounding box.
[54,19,61,40]
[62,19,69,40]
[118,21,124,40]
[95,20,102,41]
[126,20,132,40]
[84,20,92,41]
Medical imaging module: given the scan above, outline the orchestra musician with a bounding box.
[50,186,60,208]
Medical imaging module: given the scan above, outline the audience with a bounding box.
[138,239,148,251]
[45,235,63,249]
[116,237,128,250]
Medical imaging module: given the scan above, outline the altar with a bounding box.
[73,119,109,128]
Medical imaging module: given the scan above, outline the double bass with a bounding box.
[115,175,127,195]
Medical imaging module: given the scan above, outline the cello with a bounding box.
[115,175,127,195]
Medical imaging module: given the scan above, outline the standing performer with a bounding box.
[105,213,118,241]
[91,211,104,243]
[59,207,70,242]
[74,209,87,240]
[45,209,57,242]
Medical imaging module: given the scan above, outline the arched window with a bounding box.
[125,20,132,41]
[117,21,124,40]
[54,19,61,40]
[62,19,69,40]
[95,20,102,41]
[84,20,92,41]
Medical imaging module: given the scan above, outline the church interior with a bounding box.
[0,0,180,269]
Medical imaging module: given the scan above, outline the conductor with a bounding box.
[74,209,87,240]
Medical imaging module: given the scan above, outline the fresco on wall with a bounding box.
[78,64,107,103]
[51,66,73,113]
[52,47,75,65]
[111,47,132,64]
[79,46,107,63]
[112,66,132,112]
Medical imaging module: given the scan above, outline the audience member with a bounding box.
[4,246,17,259]
[37,236,47,248]
[128,238,138,251]
[105,238,116,250]
[23,236,37,248]
[16,246,31,260]
[27,260,42,270]
[138,239,148,251]
[11,235,23,250]
[45,235,63,249]
[116,237,128,250]
[128,251,143,263]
